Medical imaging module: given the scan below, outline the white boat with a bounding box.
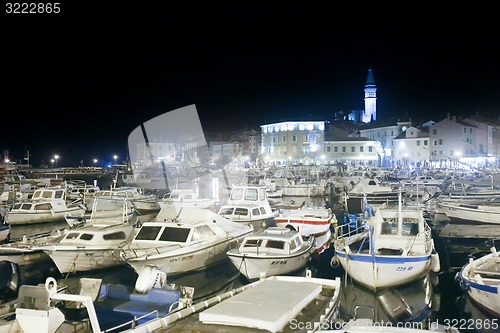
[88,187,160,213]
[117,207,254,277]
[344,177,403,204]
[64,180,100,202]
[455,247,500,317]
[403,175,445,188]
[0,229,69,268]
[259,170,327,197]
[5,188,87,225]
[435,200,500,224]
[64,196,137,227]
[37,223,137,274]
[0,273,341,333]
[218,184,279,230]
[333,196,440,291]
[226,227,314,281]
[159,188,214,209]
[274,206,336,237]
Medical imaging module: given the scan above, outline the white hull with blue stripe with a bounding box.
[333,199,440,291]
[456,247,500,317]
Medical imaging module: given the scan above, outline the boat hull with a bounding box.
[6,207,86,225]
[43,247,123,273]
[125,237,246,277]
[227,247,312,281]
[336,251,433,291]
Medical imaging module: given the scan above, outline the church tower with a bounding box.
[363,68,377,122]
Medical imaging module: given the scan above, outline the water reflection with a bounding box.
[457,294,500,333]
[338,274,440,327]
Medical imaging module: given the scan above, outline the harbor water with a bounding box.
[1,180,499,332]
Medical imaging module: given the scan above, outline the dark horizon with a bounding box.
[2,4,499,167]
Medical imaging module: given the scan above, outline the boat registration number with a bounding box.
[396,266,413,271]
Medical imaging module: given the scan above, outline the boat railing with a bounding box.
[102,309,160,333]
[406,223,434,254]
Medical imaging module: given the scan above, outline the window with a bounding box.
[252,208,260,216]
[191,225,216,241]
[292,135,297,142]
[234,208,248,216]
[342,146,346,153]
[230,188,244,200]
[244,188,258,201]
[351,146,355,152]
[432,129,437,135]
[326,146,331,152]
[260,207,266,214]
[34,203,52,211]
[334,146,338,152]
[135,226,161,240]
[160,227,191,242]
[219,207,234,215]
[439,139,443,145]
[80,233,94,241]
[433,140,437,146]
[266,240,285,250]
[450,149,454,156]
[103,232,127,240]
[416,140,420,146]
[360,146,364,152]
[381,219,398,235]
[424,140,428,145]
[470,128,472,134]
[368,146,373,152]
[464,127,467,133]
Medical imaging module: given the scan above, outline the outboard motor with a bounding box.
[134,265,167,294]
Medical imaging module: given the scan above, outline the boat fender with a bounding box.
[430,251,441,273]
[135,265,167,294]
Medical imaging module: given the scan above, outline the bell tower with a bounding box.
[363,68,377,122]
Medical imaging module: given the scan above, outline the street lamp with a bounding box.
[54,154,59,168]
[51,158,55,168]
[93,159,98,166]
[113,155,118,165]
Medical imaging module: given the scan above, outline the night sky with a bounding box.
[1,3,499,167]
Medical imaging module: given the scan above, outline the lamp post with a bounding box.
[93,159,98,166]
[54,155,59,168]
[51,159,55,168]
[113,155,118,165]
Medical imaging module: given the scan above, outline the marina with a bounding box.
[0,167,499,332]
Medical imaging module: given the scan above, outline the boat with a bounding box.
[4,188,87,225]
[259,170,327,197]
[37,223,138,275]
[435,199,500,224]
[226,227,314,281]
[88,187,160,214]
[0,266,194,333]
[63,196,137,227]
[116,207,254,277]
[0,229,69,268]
[343,177,403,204]
[64,180,100,202]
[274,205,336,237]
[0,272,341,333]
[455,246,500,318]
[217,184,279,230]
[333,194,440,291]
[159,188,214,209]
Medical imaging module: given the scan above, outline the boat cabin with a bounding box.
[238,227,306,255]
